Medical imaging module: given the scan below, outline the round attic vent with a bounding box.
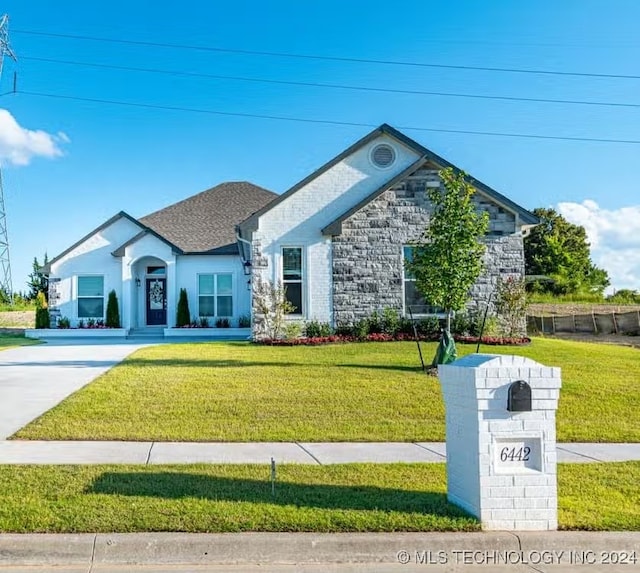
[370,143,396,168]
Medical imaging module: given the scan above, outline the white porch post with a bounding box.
[121,256,133,331]
[166,255,177,327]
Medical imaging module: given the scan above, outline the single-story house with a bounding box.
[42,123,537,333]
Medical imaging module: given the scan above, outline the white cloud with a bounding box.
[0,109,68,166]
[557,200,640,292]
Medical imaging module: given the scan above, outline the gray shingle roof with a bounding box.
[140,181,277,254]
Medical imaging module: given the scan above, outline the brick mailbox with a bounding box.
[438,354,561,530]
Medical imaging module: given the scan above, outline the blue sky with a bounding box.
[2,0,640,292]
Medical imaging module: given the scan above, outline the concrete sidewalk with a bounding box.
[0,342,150,440]
[0,440,638,465]
[0,532,638,572]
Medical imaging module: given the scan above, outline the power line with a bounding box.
[13,28,640,80]
[14,89,640,145]
[21,55,640,109]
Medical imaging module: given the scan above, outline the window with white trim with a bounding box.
[77,275,105,318]
[282,247,303,314]
[403,246,442,315]
[198,274,233,317]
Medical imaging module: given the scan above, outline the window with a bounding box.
[77,275,104,318]
[146,266,165,275]
[198,274,233,317]
[403,246,442,315]
[282,247,303,314]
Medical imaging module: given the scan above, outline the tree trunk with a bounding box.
[446,309,452,332]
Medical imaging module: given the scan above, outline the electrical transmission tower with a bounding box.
[0,14,17,304]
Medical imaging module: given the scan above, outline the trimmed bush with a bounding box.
[304,320,333,338]
[105,290,121,328]
[176,288,190,327]
[34,292,50,329]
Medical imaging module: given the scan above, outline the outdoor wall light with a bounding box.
[135,277,141,287]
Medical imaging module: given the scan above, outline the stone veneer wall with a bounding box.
[331,167,525,327]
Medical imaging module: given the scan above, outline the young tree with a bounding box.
[27,253,49,301]
[252,278,295,340]
[406,168,489,363]
[524,208,609,295]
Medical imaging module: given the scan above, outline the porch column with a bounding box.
[121,256,133,331]
[165,255,177,328]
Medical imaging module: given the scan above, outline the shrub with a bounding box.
[105,290,121,328]
[34,292,50,329]
[57,316,70,329]
[381,307,400,335]
[199,317,210,328]
[215,317,230,328]
[416,316,440,336]
[238,314,251,328]
[334,322,354,336]
[283,321,302,340]
[304,320,333,338]
[451,312,471,336]
[78,319,85,329]
[353,319,370,341]
[176,288,190,327]
[398,316,414,335]
[367,310,383,334]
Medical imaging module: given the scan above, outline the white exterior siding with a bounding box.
[253,134,421,323]
[49,216,141,327]
[175,255,251,325]
[48,215,251,329]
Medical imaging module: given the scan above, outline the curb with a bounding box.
[0,532,638,567]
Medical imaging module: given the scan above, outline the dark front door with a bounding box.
[146,278,167,325]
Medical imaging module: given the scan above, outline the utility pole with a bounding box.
[0,14,17,304]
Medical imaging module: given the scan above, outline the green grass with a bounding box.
[0,463,636,533]
[0,334,40,350]
[559,462,640,530]
[13,338,640,442]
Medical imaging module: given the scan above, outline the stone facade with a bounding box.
[331,166,525,326]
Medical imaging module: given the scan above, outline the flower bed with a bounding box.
[256,333,531,346]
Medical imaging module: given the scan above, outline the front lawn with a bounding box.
[0,462,636,532]
[13,338,640,442]
[0,333,40,350]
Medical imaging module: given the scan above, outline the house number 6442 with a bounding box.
[499,446,530,462]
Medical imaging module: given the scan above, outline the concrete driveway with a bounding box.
[0,341,150,439]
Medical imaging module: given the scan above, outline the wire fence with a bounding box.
[527,310,640,335]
